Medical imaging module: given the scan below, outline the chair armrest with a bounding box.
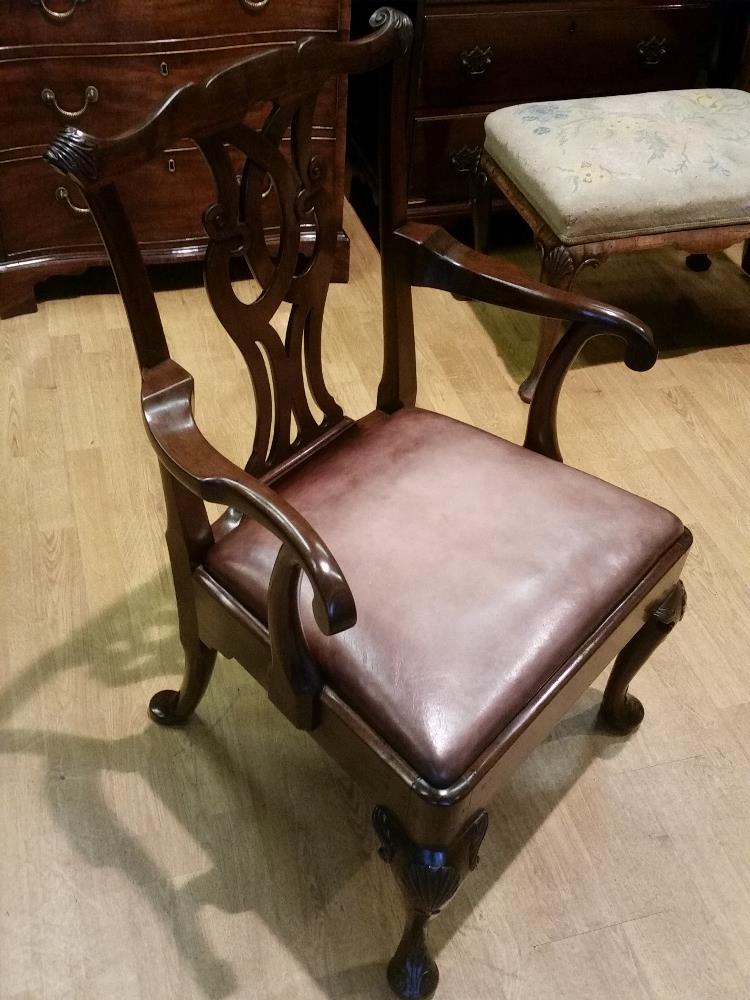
[395,222,657,463]
[395,222,652,337]
[141,358,356,639]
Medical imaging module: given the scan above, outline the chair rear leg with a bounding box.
[150,467,217,726]
[149,641,217,725]
[373,807,489,1000]
[600,580,687,734]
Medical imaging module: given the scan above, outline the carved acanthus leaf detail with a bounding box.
[406,862,460,914]
[44,126,99,181]
[373,807,489,999]
[653,580,687,626]
[539,243,600,287]
[540,244,575,286]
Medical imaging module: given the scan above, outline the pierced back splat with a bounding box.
[44,8,416,471]
[197,95,344,477]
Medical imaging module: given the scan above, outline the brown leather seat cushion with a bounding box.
[205,408,683,788]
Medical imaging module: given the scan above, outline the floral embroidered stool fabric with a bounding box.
[475,89,750,401]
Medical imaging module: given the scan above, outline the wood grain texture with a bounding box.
[0,0,340,46]
[0,0,351,317]
[1,203,749,999]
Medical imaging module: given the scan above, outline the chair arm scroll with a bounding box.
[141,359,357,642]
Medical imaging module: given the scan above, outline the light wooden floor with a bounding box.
[2,202,750,1000]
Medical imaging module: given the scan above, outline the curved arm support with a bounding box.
[524,321,656,462]
[395,222,656,462]
[141,358,356,642]
[266,543,329,728]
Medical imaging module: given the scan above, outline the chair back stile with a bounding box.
[45,8,415,478]
[374,10,418,413]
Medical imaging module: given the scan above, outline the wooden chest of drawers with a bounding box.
[349,0,748,230]
[0,0,350,319]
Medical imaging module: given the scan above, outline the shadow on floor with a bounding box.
[472,242,750,389]
[0,573,638,999]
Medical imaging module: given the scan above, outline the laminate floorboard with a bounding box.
[1,202,749,1000]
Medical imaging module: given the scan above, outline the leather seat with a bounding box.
[205,407,683,788]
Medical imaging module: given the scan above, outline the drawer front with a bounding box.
[1,43,337,151]
[0,139,337,254]
[409,115,486,208]
[0,0,340,46]
[420,5,717,110]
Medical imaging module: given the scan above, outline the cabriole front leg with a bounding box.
[373,807,489,1000]
[600,580,687,733]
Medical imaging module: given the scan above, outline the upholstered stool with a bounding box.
[474,88,750,401]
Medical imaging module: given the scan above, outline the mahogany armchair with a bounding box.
[46,10,691,999]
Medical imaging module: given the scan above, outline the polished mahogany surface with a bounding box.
[0,0,351,319]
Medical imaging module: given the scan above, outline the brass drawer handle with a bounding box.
[239,0,271,10]
[31,0,87,22]
[459,45,493,78]
[42,84,99,120]
[449,145,482,175]
[637,36,667,66]
[56,185,90,216]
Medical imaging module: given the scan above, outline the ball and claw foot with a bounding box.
[148,689,189,726]
[387,918,439,1000]
[373,807,489,1000]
